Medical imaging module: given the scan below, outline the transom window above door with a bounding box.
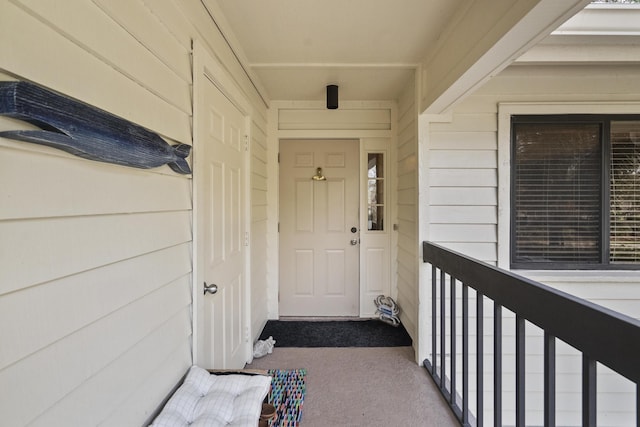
[511,115,640,269]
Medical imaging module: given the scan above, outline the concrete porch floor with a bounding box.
[246,346,459,426]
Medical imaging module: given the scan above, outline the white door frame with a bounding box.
[275,136,394,318]
[192,40,252,365]
[265,102,397,320]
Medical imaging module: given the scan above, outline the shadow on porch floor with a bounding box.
[246,346,459,426]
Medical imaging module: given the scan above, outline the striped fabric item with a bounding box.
[265,369,306,426]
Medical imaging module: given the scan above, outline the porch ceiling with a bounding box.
[205,0,594,108]
[204,0,463,102]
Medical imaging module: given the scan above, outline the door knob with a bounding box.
[203,282,218,295]
[350,238,359,245]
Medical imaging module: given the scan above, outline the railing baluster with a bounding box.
[462,283,469,426]
[544,332,556,427]
[441,269,446,389]
[494,303,502,427]
[582,354,597,427]
[515,315,525,427]
[451,277,457,406]
[477,292,484,427]
[432,266,437,377]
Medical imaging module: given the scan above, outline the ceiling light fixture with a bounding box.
[326,85,338,110]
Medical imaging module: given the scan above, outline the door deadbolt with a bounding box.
[203,282,218,295]
[350,227,358,233]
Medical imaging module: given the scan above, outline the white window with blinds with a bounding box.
[512,116,640,269]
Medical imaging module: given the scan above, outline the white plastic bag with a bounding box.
[252,336,276,358]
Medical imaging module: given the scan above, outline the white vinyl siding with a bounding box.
[0,136,193,427]
[0,1,268,425]
[396,79,419,344]
[0,1,190,143]
[428,117,498,264]
[251,118,270,339]
[423,63,640,426]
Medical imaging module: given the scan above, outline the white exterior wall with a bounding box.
[421,63,640,426]
[0,1,268,425]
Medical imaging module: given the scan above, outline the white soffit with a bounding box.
[554,3,640,35]
[517,4,640,63]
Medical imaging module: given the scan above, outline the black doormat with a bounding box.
[258,319,412,347]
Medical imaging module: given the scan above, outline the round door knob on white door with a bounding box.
[350,239,359,245]
[203,282,218,295]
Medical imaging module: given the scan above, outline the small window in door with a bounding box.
[367,153,384,231]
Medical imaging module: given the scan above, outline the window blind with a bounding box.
[610,121,640,263]
[513,122,602,265]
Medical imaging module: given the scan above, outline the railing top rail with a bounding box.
[422,241,640,384]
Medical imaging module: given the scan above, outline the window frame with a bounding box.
[497,102,640,271]
[510,113,640,270]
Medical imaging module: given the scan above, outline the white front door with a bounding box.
[279,139,360,316]
[194,71,247,369]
